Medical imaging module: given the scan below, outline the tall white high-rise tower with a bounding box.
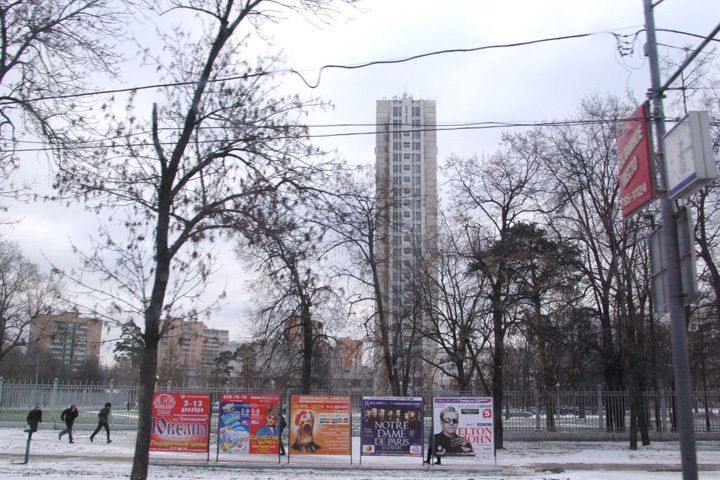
[374,96,438,392]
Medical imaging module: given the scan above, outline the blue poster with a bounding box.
[360,396,423,456]
[218,401,250,454]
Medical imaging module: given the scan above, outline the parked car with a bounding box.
[507,408,534,418]
[559,405,580,415]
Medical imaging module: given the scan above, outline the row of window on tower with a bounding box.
[392,105,422,117]
[392,141,422,150]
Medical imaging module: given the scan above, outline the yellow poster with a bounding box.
[289,394,351,455]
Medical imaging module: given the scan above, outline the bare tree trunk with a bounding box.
[629,400,638,450]
[131,169,172,480]
[300,297,313,394]
[492,287,505,450]
[131,337,159,480]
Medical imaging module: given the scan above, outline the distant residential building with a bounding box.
[336,337,363,370]
[328,337,372,392]
[202,327,230,373]
[30,312,102,370]
[156,317,229,384]
[283,316,324,346]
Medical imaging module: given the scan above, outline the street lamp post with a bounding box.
[642,1,702,478]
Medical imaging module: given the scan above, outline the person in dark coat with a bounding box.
[424,428,440,465]
[26,404,42,439]
[59,404,79,443]
[90,402,112,443]
[278,413,287,455]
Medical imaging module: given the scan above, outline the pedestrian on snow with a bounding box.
[278,413,287,455]
[59,404,79,443]
[90,402,112,443]
[424,428,441,465]
[26,404,42,439]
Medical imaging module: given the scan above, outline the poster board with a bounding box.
[360,396,423,456]
[432,396,494,459]
[288,394,351,455]
[218,394,281,455]
[150,392,211,452]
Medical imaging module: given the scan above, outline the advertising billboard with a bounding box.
[150,392,211,452]
[432,397,494,459]
[616,102,655,218]
[360,396,423,456]
[218,394,281,455]
[288,394,351,456]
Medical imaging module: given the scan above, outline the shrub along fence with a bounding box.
[1,379,718,438]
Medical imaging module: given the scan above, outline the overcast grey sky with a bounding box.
[5,0,718,359]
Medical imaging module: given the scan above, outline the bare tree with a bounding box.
[0,238,62,364]
[664,52,720,420]
[240,213,339,393]
[51,1,357,478]
[445,144,543,449]
[615,218,652,447]
[414,216,491,393]
[315,167,417,395]
[0,1,129,204]
[534,95,648,433]
[691,185,720,324]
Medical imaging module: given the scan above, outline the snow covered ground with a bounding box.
[0,427,719,479]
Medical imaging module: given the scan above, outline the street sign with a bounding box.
[649,207,698,314]
[664,111,718,200]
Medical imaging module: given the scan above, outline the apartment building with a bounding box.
[375,96,438,392]
[156,317,229,383]
[30,312,103,370]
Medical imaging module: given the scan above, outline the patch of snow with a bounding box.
[0,427,718,479]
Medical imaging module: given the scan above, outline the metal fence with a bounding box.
[502,388,720,433]
[1,379,718,435]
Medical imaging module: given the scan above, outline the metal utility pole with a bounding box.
[642,1,698,479]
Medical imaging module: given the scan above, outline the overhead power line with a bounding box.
[289,32,596,89]
[0,27,687,106]
[657,28,720,43]
[11,115,681,154]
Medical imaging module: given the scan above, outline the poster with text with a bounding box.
[289,394,351,455]
[432,397,494,459]
[150,392,210,452]
[360,396,423,456]
[218,394,281,455]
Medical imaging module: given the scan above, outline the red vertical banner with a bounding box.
[617,102,655,218]
[150,392,211,452]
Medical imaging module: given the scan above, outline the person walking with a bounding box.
[424,428,440,465]
[278,412,287,456]
[58,404,79,443]
[90,402,112,443]
[25,404,42,440]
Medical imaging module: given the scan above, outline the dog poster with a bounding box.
[150,392,211,452]
[218,394,281,455]
[432,396,494,459]
[289,394,351,455]
[360,396,423,456]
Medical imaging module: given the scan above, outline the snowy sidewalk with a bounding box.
[1,427,719,479]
